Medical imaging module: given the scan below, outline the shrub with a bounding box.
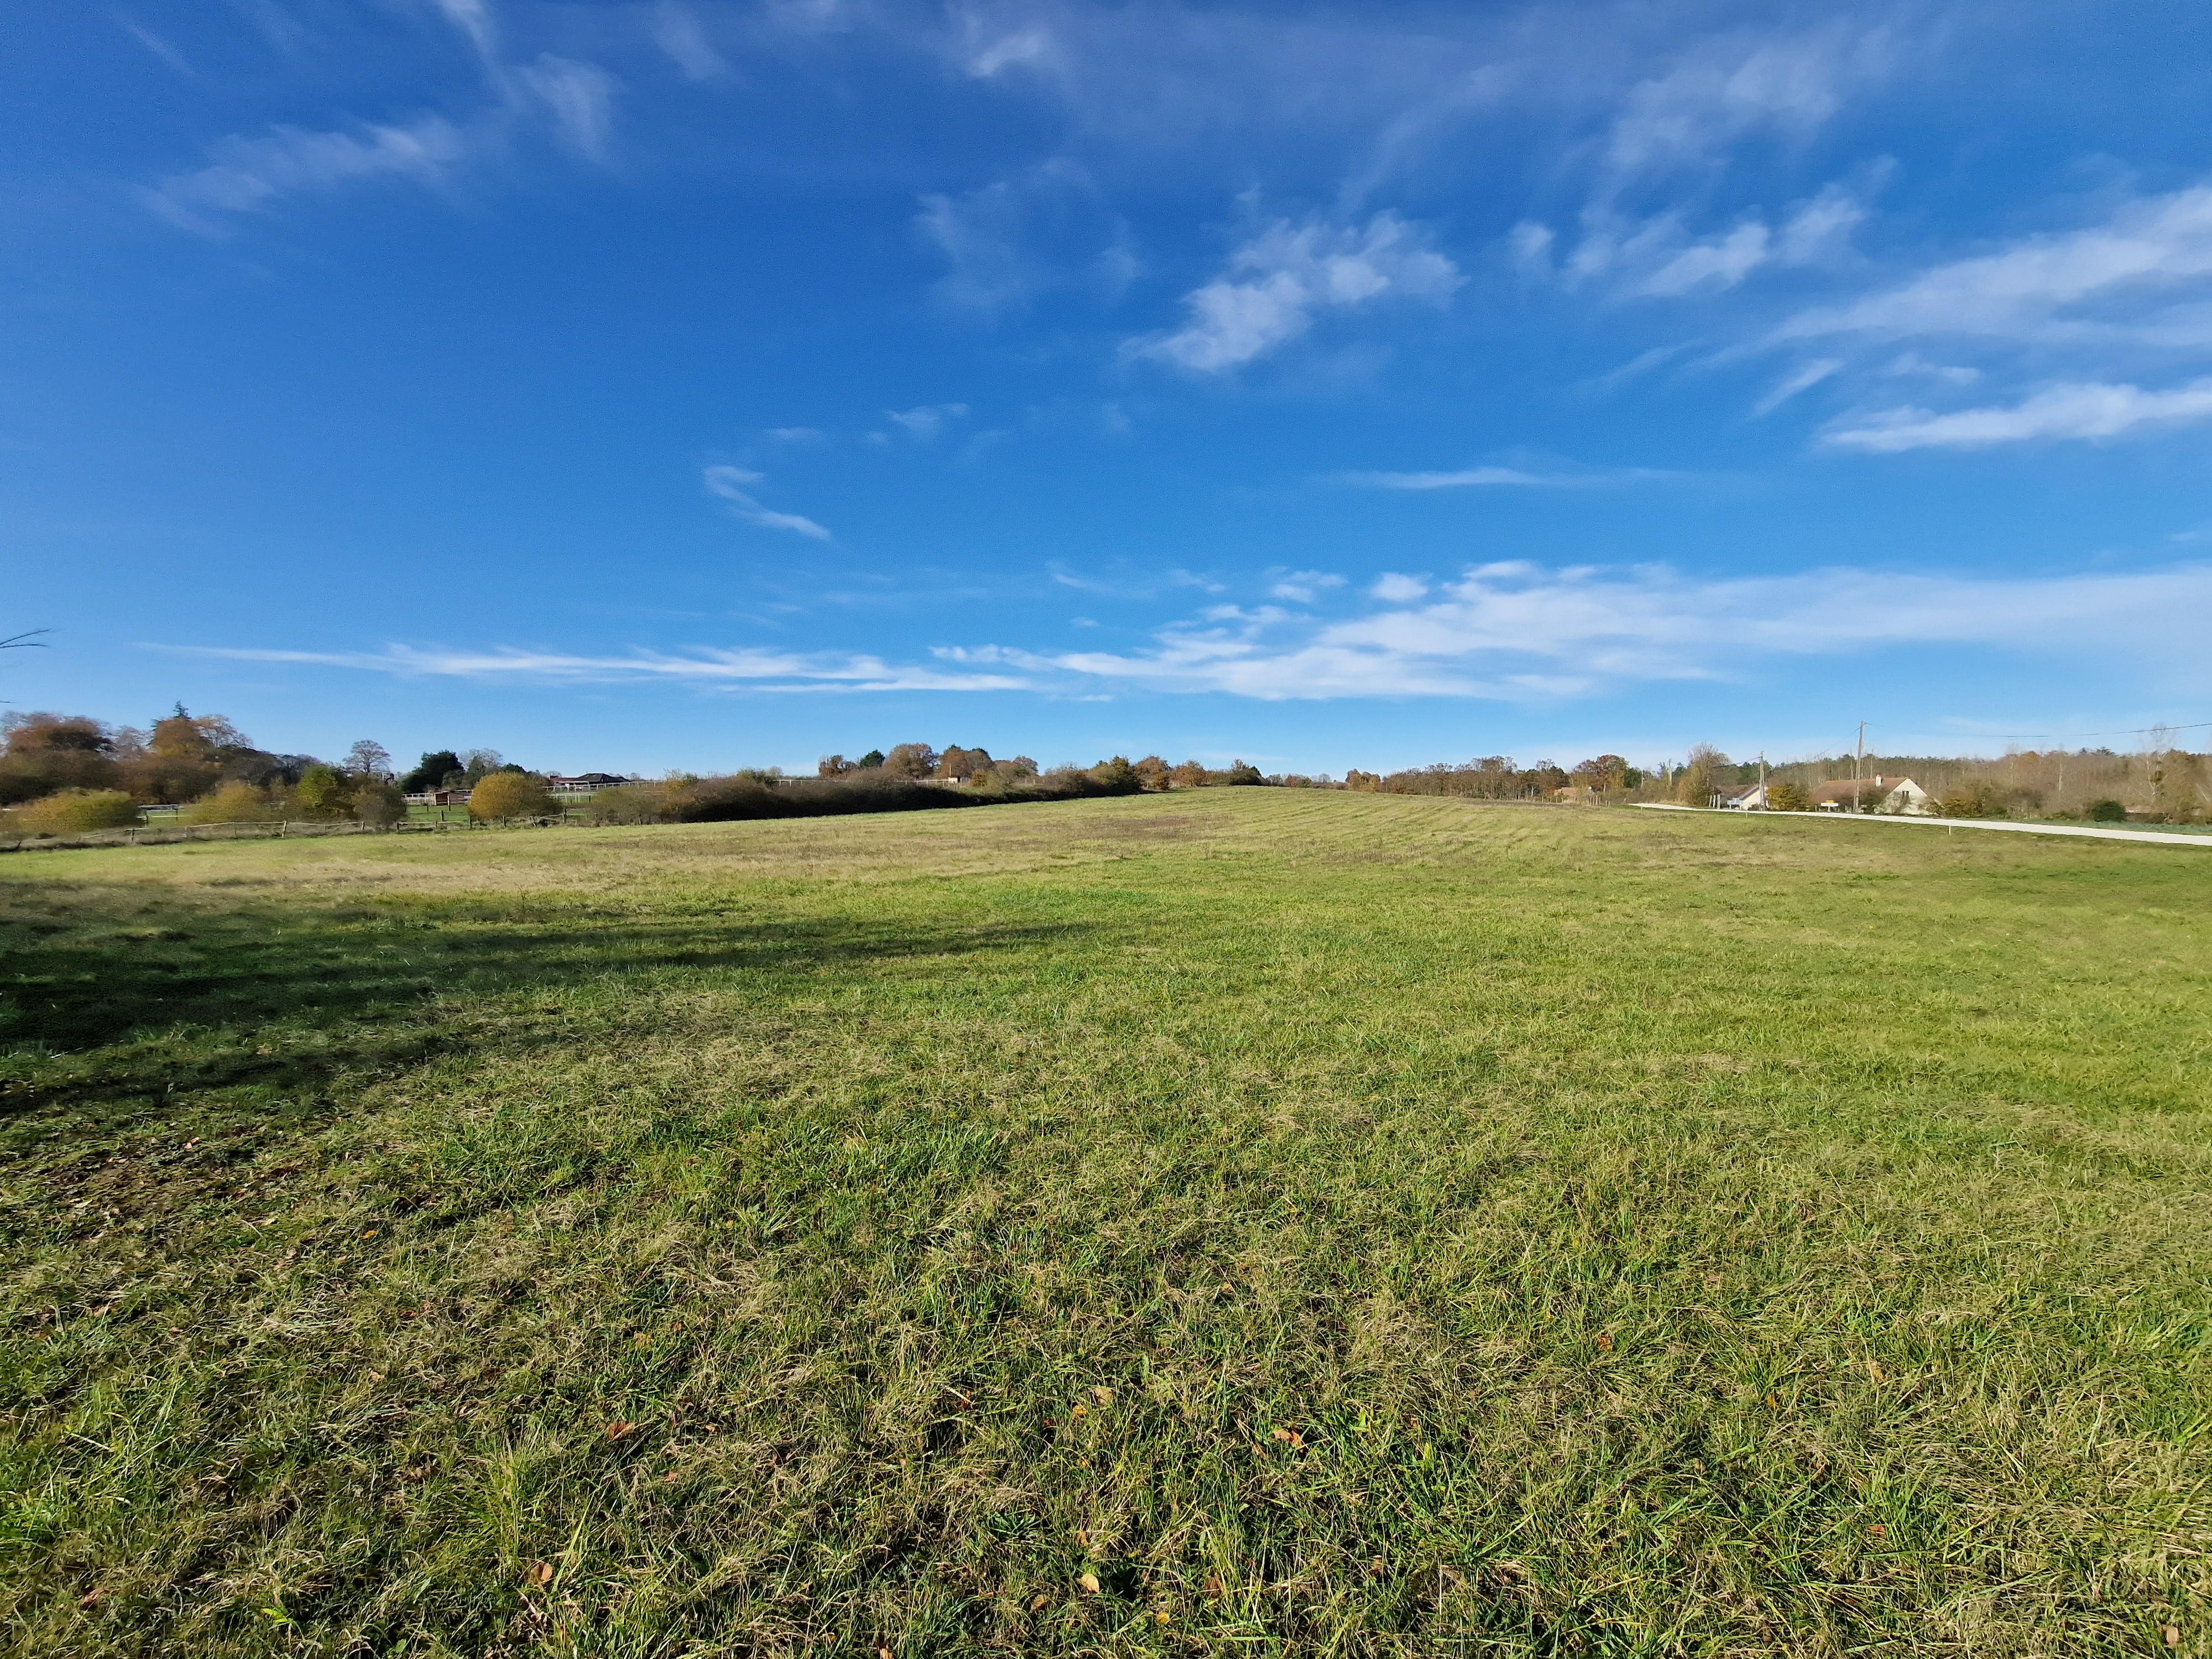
[467,771,559,821]
[584,782,674,825]
[354,780,406,826]
[2088,799,2127,822]
[1764,781,1809,812]
[181,782,280,825]
[6,789,140,834]
[293,764,354,820]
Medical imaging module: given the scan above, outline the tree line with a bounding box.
[8,703,2199,836]
[0,709,570,834]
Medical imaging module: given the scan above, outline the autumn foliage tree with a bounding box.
[468,771,559,821]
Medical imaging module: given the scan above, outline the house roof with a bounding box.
[1809,777,1921,803]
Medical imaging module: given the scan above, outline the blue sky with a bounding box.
[7,0,2212,776]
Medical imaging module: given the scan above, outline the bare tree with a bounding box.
[345,739,393,779]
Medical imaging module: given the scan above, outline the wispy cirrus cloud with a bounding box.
[1748,181,2212,446]
[144,116,473,229]
[171,643,1022,693]
[938,559,2212,700]
[1601,24,1891,180]
[886,403,970,441]
[142,0,622,229]
[1333,461,1675,490]
[1130,210,1461,372]
[1520,182,1869,301]
[703,465,831,539]
[1824,378,2212,452]
[650,1,728,80]
[175,559,2212,705]
[519,56,621,161]
[1780,183,2212,346]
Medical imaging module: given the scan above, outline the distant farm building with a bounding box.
[547,773,632,795]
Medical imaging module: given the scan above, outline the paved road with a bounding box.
[1631,803,2212,849]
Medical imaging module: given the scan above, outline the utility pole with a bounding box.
[1853,721,1866,813]
[1759,750,1768,809]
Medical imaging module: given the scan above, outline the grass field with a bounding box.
[2,791,2208,1657]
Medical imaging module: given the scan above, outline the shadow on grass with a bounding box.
[0,894,1088,1121]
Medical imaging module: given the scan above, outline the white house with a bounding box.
[1808,776,1934,815]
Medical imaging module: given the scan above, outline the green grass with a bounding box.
[1,791,2208,1657]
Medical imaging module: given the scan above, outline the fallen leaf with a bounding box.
[1866,1524,1886,1540]
[605,1421,634,1441]
[662,1470,677,1483]
[1204,1575,1222,1597]
[526,1561,552,1588]
[1030,1594,1048,1611]
[1092,1386,1115,1405]
[1154,1610,1170,1625]
[2165,1625,2181,1647]
[1071,1404,1087,1418]
[1594,1333,1613,1354]
[1272,1427,1293,1442]
[1077,1573,1100,1595]
[78,1589,101,1608]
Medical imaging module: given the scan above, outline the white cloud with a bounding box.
[1883,353,1980,385]
[703,465,831,539]
[1604,27,1886,177]
[886,404,970,441]
[1336,462,1670,490]
[650,1,727,80]
[965,26,1052,78]
[116,15,195,77]
[144,115,472,227]
[179,643,1022,693]
[1635,222,1771,296]
[430,0,500,67]
[942,559,2212,700]
[520,56,620,163]
[765,426,825,443]
[915,160,1126,314]
[1536,184,1868,299]
[1781,182,2212,345]
[175,560,2212,704]
[919,180,1041,311]
[1752,358,1841,416]
[1269,571,1345,604]
[1823,379,2212,452]
[1131,211,1462,373]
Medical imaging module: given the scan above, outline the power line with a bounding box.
[1977,718,2212,743]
